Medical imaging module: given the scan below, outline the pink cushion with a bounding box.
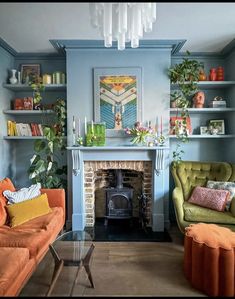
[188,186,230,211]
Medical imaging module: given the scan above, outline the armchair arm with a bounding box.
[172,187,187,234]
[230,198,235,217]
[41,189,65,222]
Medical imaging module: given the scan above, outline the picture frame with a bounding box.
[93,67,142,137]
[200,126,209,135]
[21,64,40,84]
[209,119,225,134]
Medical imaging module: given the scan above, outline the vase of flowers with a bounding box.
[125,121,154,146]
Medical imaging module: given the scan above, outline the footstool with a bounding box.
[184,223,235,297]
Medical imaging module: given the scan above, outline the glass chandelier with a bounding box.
[89,3,157,50]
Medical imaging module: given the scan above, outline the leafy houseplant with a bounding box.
[28,98,67,189]
[168,51,203,165]
[29,76,45,109]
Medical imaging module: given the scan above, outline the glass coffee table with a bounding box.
[46,230,95,296]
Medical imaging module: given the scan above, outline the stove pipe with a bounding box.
[116,169,123,189]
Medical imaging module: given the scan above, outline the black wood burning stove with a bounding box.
[105,169,133,225]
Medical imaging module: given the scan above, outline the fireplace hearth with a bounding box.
[105,169,133,225]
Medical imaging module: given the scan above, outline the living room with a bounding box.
[0,2,235,297]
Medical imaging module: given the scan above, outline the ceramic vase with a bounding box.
[9,69,18,84]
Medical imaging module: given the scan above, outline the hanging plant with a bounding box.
[168,51,203,165]
[29,76,45,110]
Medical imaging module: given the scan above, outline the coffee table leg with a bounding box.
[46,244,64,297]
[70,264,83,296]
[83,244,95,288]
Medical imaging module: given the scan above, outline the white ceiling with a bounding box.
[0,2,235,54]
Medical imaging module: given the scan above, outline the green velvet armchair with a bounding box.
[171,161,235,234]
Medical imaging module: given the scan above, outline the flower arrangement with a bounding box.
[125,121,154,145]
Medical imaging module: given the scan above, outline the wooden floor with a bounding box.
[20,224,206,297]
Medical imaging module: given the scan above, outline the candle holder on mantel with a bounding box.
[76,136,83,146]
[156,134,166,146]
[85,121,106,146]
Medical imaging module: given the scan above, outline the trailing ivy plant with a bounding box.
[29,76,45,108]
[168,51,203,165]
[28,98,67,189]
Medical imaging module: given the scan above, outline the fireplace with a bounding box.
[68,146,168,232]
[105,169,133,225]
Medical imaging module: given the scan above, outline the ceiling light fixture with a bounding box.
[89,3,157,50]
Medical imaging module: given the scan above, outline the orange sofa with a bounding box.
[0,180,65,297]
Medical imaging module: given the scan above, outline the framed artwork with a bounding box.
[209,119,225,134]
[200,126,209,135]
[93,67,142,137]
[21,64,40,84]
[170,116,192,135]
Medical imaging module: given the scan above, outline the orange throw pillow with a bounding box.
[0,178,15,226]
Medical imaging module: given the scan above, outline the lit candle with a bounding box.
[73,116,75,131]
[78,118,80,136]
[84,116,87,135]
[160,116,163,135]
[155,116,158,135]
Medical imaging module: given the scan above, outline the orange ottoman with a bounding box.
[184,223,235,297]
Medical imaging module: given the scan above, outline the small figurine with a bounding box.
[193,91,205,108]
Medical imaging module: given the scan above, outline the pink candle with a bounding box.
[160,116,163,135]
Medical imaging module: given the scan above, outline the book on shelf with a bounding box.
[7,121,44,136]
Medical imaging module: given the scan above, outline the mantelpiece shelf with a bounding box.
[171,81,235,89]
[169,134,235,139]
[2,83,66,91]
[3,136,46,140]
[4,136,67,140]
[3,110,54,115]
[170,108,235,113]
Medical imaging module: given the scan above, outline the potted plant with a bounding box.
[28,98,67,189]
[168,51,203,164]
[29,76,45,110]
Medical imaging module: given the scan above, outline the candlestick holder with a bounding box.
[72,129,77,146]
[157,134,166,146]
[76,135,83,146]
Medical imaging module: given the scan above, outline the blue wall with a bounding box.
[9,56,66,187]
[0,47,14,181]
[66,48,171,146]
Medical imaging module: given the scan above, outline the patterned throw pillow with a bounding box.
[206,180,235,211]
[188,186,230,212]
[3,183,41,205]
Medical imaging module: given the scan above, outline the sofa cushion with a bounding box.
[6,193,52,227]
[0,207,63,257]
[3,182,41,204]
[184,201,235,224]
[0,178,15,225]
[0,247,29,296]
[188,186,230,212]
[206,180,235,210]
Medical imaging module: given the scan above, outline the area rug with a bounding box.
[86,218,172,242]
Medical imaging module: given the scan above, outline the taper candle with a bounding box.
[84,116,87,135]
[91,120,94,133]
[73,116,75,131]
[161,116,163,135]
[78,118,80,136]
[155,116,158,135]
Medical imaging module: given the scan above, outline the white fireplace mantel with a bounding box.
[67,146,169,232]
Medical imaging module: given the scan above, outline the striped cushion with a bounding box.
[3,183,41,204]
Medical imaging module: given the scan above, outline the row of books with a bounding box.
[7,121,44,136]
